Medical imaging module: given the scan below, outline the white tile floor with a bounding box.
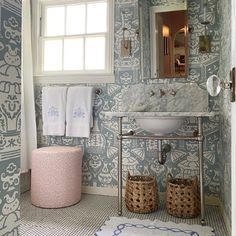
[20,192,229,236]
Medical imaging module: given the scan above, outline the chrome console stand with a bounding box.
[117,116,206,225]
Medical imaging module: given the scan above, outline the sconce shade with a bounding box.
[162,25,170,37]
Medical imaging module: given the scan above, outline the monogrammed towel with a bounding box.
[66,86,93,138]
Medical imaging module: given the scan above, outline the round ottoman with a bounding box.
[31,146,83,208]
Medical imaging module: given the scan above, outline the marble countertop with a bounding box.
[104,111,217,118]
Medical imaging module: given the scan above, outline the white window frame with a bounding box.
[32,0,114,84]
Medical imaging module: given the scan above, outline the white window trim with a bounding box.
[32,0,114,84]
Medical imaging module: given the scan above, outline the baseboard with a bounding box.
[82,186,118,196]
[21,180,224,206]
[82,186,220,205]
[205,196,220,206]
[20,171,31,194]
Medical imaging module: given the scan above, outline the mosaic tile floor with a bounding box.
[20,192,229,236]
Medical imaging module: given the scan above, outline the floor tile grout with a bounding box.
[20,191,228,236]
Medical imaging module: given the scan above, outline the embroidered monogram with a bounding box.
[73,107,85,119]
[47,106,59,118]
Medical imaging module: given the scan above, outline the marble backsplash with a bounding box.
[121,83,209,112]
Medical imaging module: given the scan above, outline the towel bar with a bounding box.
[95,88,102,95]
[43,86,102,96]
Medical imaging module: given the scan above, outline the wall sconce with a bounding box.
[162,25,169,37]
[199,0,211,53]
[121,11,132,57]
[199,35,211,53]
[200,0,210,25]
[162,25,169,56]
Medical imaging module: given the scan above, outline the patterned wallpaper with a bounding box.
[0,0,21,235]
[218,0,231,226]
[35,0,221,197]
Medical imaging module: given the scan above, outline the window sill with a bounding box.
[34,73,115,84]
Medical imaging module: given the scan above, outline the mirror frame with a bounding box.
[150,2,188,78]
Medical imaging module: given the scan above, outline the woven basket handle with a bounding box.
[192,176,199,188]
[127,171,131,179]
[167,173,173,181]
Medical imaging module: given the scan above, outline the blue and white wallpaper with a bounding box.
[218,0,231,228]
[0,0,21,235]
[35,0,222,209]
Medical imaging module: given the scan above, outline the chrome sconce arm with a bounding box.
[206,67,236,102]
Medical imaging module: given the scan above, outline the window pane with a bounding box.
[45,6,65,36]
[87,2,107,33]
[66,5,85,35]
[85,37,105,70]
[44,40,62,71]
[64,38,84,70]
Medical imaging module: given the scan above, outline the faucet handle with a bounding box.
[170,89,177,96]
[149,90,155,97]
[160,89,165,97]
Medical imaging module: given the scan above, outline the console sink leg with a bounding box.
[118,117,123,216]
[198,117,205,225]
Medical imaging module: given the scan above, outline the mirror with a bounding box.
[150,6,188,78]
[206,75,221,96]
[206,71,236,102]
[139,0,189,79]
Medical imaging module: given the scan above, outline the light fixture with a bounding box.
[121,11,132,57]
[200,0,210,25]
[162,25,169,37]
[199,0,211,53]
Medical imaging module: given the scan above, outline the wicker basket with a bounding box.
[166,174,200,218]
[125,172,158,213]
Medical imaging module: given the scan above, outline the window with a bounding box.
[32,0,114,83]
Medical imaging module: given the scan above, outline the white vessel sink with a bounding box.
[135,116,184,135]
[104,111,216,135]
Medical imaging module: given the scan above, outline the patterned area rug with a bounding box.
[94,217,215,236]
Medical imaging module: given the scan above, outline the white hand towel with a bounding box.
[42,86,67,136]
[66,86,94,138]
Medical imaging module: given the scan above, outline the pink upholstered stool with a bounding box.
[31,146,83,208]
